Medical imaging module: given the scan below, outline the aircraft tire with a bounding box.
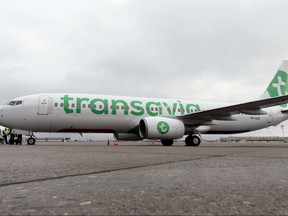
[161,139,173,146]
[185,135,201,146]
[27,137,36,145]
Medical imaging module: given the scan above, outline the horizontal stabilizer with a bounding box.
[213,116,237,121]
[240,109,267,115]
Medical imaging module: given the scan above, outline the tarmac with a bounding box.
[0,141,288,215]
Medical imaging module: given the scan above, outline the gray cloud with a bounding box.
[0,0,287,103]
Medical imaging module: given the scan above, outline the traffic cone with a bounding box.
[114,139,118,146]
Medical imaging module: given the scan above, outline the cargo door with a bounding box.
[38,95,49,115]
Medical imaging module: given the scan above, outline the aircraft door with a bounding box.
[38,95,49,115]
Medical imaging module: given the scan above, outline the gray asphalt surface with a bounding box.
[0,141,288,215]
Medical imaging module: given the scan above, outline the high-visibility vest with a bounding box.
[3,130,8,136]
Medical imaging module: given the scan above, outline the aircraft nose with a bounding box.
[0,106,4,120]
[0,105,11,128]
[0,105,7,124]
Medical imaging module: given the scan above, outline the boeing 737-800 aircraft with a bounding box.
[1,61,288,146]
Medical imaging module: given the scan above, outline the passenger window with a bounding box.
[55,103,58,107]
[82,104,86,108]
[99,105,103,109]
[60,103,64,107]
[72,103,75,108]
[121,106,124,110]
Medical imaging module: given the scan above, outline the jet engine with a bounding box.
[139,117,185,140]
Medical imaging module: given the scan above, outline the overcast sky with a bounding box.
[1,0,288,137]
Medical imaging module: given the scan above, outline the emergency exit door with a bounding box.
[38,95,49,115]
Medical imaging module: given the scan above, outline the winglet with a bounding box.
[261,60,288,102]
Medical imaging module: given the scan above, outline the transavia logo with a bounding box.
[268,70,288,97]
[268,70,288,108]
[60,95,201,116]
[157,121,170,135]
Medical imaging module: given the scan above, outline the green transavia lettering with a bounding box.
[60,95,201,117]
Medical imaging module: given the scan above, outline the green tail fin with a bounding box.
[262,60,288,101]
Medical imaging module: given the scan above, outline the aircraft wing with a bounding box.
[180,95,288,124]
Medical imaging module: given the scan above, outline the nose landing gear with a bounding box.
[27,136,36,145]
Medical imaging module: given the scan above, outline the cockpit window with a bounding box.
[8,100,23,106]
[8,101,16,106]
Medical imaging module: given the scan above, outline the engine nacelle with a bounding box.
[139,117,185,140]
[114,133,142,141]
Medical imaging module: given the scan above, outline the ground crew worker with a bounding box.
[16,134,22,145]
[2,128,9,144]
[0,129,4,144]
[9,132,15,145]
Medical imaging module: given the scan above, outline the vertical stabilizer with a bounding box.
[261,60,288,102]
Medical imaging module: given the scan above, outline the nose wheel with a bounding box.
[27,137,36,145]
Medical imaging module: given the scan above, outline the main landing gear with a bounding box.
[185,135,201,146]
[160,134,202,147]
[161,139,174,146]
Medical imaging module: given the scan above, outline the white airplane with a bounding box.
[1,61,288,146]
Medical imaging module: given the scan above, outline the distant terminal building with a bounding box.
[220,136,288,143]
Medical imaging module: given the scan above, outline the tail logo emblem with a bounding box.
[272,76,286,96]
[268,70,287,98]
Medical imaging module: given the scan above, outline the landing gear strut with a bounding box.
[185,135,201,146]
